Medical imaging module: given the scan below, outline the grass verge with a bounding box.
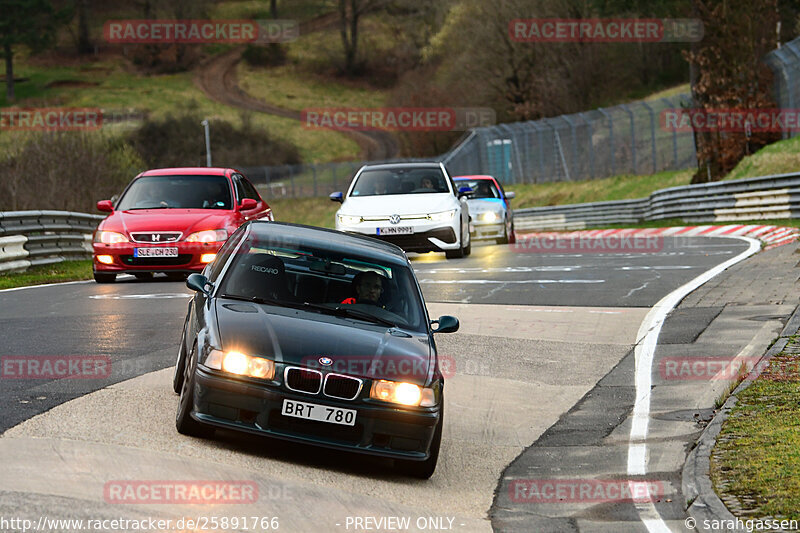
[710,336,800,520]
[269,197,338,229]
[0,260,93,290]
[506,169,694,208]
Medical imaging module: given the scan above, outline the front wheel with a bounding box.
[445,224,466,259]
[176,344,214,438]
[172,326,189,394]
[497,217,510,245]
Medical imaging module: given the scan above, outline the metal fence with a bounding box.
[765,38,800,140]
[441,93,697,184]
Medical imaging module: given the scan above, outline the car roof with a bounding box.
[454,175,496,181]
[139,167,235,177]
[247,221,410,265]
[359,162,442,171]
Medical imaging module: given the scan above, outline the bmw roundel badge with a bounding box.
[319,356,333,366]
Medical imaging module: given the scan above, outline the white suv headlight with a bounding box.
[428,210,456,222]
[338,214,363,225]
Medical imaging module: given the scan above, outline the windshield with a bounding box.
[116,175,232,210]
[459,179,500,199]
[218,235,426,331]
[349,168,449,197]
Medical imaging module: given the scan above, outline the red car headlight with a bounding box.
[94,231,129,244]
[186,229,228,243]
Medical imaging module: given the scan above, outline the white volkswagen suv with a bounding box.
[331,162,471,258]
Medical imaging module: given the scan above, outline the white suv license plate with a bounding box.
[134,247,178,258]
[281,399,356,426]
[377,226,413,235]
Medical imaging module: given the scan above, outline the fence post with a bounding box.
[641,101,657,174]
[621,103,636,175]
[578,113,594,180]
[661,98,679,169]
[561,114,579,180]
[598,108,614,176]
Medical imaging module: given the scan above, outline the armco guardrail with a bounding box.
[0,211,105,273]
[514,172,800,231]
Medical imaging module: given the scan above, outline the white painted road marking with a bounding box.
[627,236,760,533]
[89,293,192,299]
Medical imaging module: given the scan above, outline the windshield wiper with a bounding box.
[301,301,397,327]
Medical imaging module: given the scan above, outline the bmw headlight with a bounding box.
[370,379,438,407]
[428,210,456,222]
[94,231,129,244]
[186,229,228,243]
[204,349,275,380]
[337,214,363,225]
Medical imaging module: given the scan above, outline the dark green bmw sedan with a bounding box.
[173,221,459,478]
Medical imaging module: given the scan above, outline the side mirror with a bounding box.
[431,315,459,334]
[186,273,212,295]
[239,198,257,210]
[329,191,344,203]
[457,186,473,198]
[97,200,113,212]
[505,191,515,200]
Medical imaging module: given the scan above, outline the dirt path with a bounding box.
[192,14,398,161]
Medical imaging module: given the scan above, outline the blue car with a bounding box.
[454,175,515,244]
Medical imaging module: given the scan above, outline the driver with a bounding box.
[341,271,384,305]
[373,175,389,195]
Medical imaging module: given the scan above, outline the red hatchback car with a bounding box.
[92,167,273,283]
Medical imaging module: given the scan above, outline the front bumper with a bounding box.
[337,219,460,253]
[193,367,441,460]
[92,241,222,274]
[471,221,505,239]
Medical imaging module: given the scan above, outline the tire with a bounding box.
[496,217,510,245]
[508,221,516,244]
[93,272,116,283]
[166,272,187,281]
[463,232,471,256]
[172,327,188,394]
[176,344,214,438]
[397,410,443,479]
[445,224,466,259]
[134,272,154,280]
